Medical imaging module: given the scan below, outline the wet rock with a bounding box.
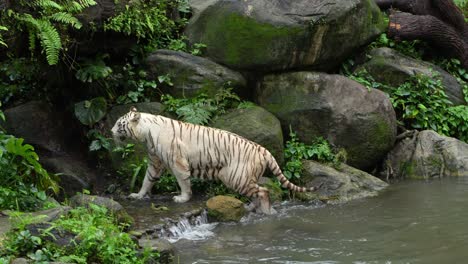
[211,106,284,164]
[69,194,134,226]
[358,47,466,105]
[206,195,246,222]
[297,161,388,203]
[185,0,385,71]
[139,238,176,264]
[10,259,30,264]
[257,71,397,170]
[380,130,468,180]
[145,49,246,98]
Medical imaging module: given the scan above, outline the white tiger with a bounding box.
[111,107,318,214]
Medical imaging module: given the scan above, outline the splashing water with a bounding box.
[159,210,218,243]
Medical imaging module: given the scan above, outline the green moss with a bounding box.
[201,12,304,68]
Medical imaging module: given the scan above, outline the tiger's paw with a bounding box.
[173,195,190,203]
[128,193,149,200]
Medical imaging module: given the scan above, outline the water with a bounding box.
[174,178,468,263]
[159,210,218,243]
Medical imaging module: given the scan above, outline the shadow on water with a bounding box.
[174,178,468,264]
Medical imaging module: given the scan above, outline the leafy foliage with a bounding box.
[283,128,337,181]
[74,97,107,126]
[0,58,40,105]
[369,33,425,59]
[0,204,157,263]
[104,0,180,49]
[0,25,8,47]
[0,109,58,211]
[389,73,468,141]
[162,88,242,125]
[8,0,97,65]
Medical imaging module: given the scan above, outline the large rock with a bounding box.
[297,161,388,203]
[210,106,284,164]
[2,101,67,153]
[358,47,467,105]
[380,130,468,180]
[206,195,246,222]
[41,156,96,198]
[145,49,247,98]
[257,71,397,170]
[185,0,386,71]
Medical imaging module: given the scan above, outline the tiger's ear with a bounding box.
[131,112,140,123]
[130,106,138,112]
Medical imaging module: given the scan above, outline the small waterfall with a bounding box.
[158,210,217,243]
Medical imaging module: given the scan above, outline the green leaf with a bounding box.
[74,97,107,126]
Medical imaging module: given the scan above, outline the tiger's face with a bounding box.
[111,107,141,144]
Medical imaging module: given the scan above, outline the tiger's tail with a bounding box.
[266,151,318,192]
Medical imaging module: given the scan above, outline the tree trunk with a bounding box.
[388,12,468,68]
[376,0,468,69]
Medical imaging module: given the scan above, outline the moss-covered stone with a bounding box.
[185,0,385,71]
[257,71,397,171]
[145,50,246,98]
[211,106,284,164]
[206,195,247,222]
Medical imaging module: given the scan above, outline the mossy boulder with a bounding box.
[206,195,246,222]
[256,71,397,171]
[185,0,385,71]
[145,49,246,98]
[210,106,284,164]
[296,161,388,203]
[380,130,468,180]
[358,47,466,105]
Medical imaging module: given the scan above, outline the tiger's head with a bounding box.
[111,107,142,144]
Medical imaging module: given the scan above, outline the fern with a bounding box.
[31,0,63,10]
[37,19,62,65]
[62,0,97,13]
[0,25,7,47]
[50,12,82,29]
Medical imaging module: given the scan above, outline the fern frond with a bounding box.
[0,26,7,47]
[28,30,37,54]
[50,12,82,29]
[32,0,63,10]
[37,19,62,65]
[63,0,96,13]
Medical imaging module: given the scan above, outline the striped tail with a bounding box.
[266,151,317,192]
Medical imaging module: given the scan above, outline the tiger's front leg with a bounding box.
[128,156,163,199]
[171,157,192,203]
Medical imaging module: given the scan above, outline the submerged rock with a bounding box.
[145,49,246,98]
[185,0,385,71]
[206,195,246,222]
[380,130,468,180]
[297,161,388,203]
[358,47,466,105]
[211,106,284,164]
[257,71,397,170]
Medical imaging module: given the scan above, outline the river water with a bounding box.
[174,178,468,263]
